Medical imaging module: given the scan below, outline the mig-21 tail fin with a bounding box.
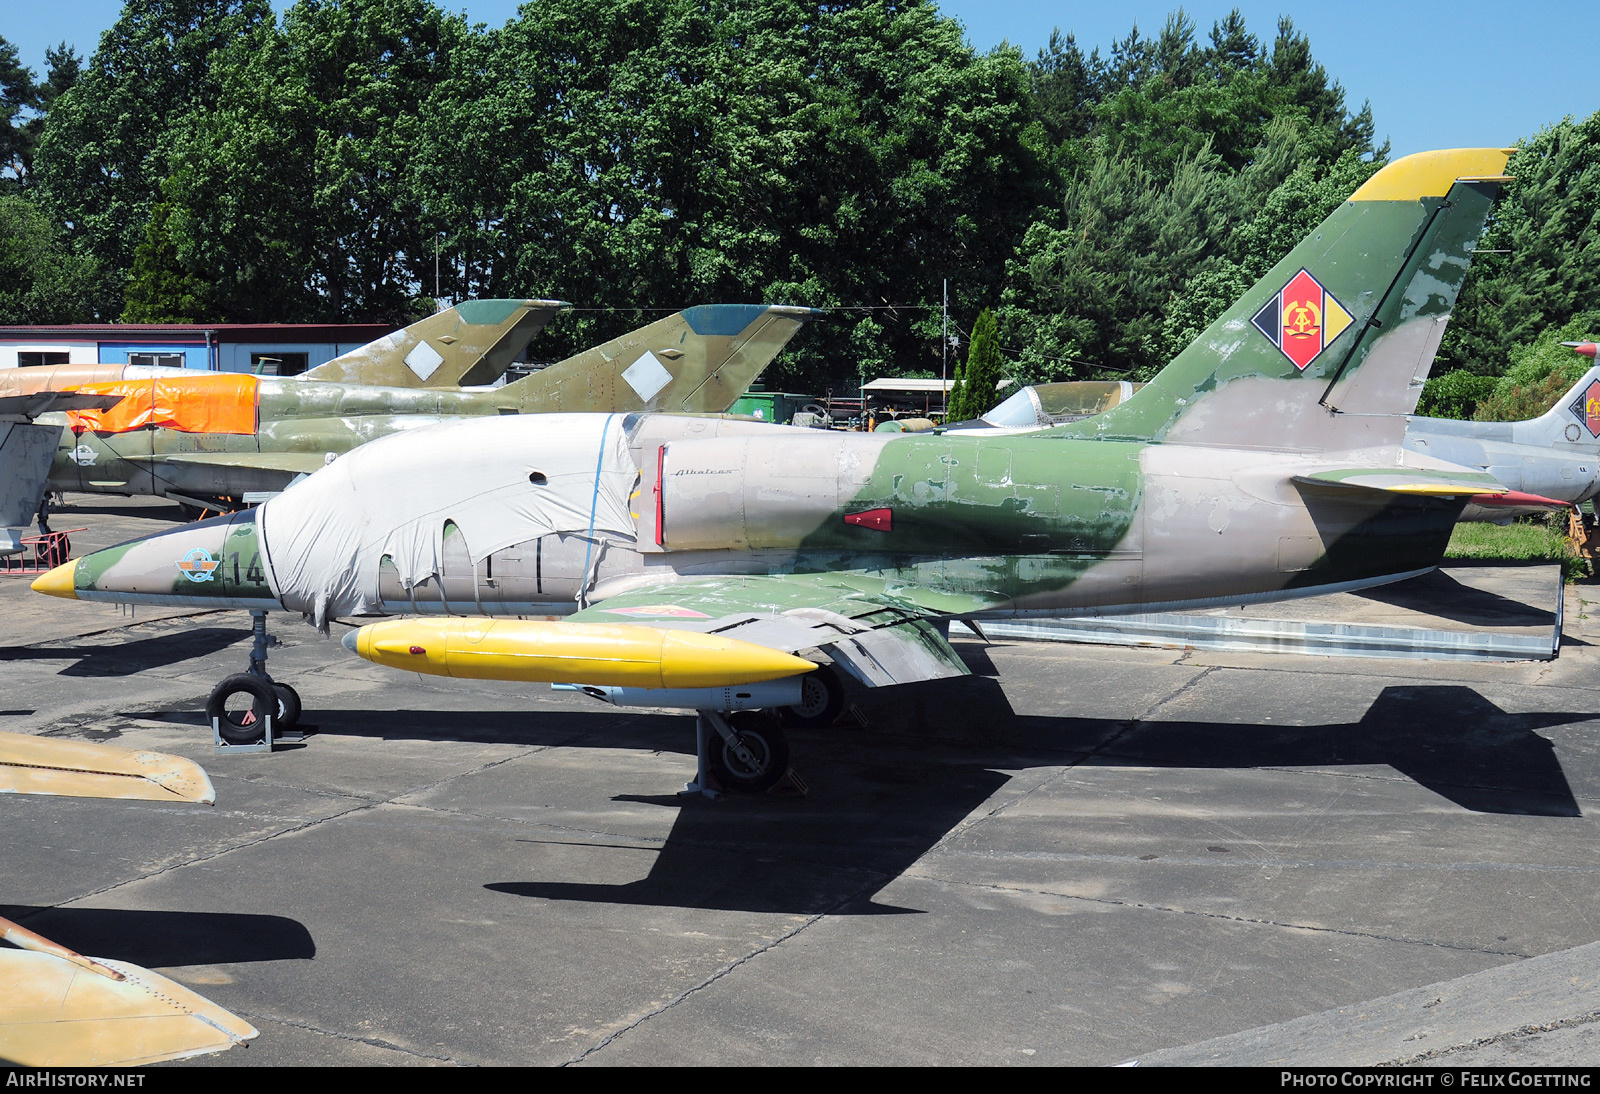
[1060,148,1515,453]
[495,304,821,416]
[301,299,570,388]
[1503,357,1600,449]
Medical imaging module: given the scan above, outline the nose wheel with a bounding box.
[207,612,303,749]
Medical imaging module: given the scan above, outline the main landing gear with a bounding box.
[205,611,302,749]
[686,665,846,797]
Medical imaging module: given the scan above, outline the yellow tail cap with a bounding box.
[1348,148,1513,202]
[30,561,77,600]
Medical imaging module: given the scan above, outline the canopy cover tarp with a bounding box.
[259,413,638,626]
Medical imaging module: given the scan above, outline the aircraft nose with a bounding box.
[30,561,78,600]
[341,629,359,653]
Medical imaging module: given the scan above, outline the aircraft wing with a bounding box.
[156,450,337,475]
[569,574,979,688]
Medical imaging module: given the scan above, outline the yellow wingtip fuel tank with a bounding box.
[345,618,816,689]
[30,560,77,600]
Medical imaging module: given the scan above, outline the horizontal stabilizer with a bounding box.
[1469,489,1570,510]
[1293,467,1508,497]
[0,730,216,804]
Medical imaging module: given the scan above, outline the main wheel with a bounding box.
[705,712,790,794]
[272,682,302,731]
[779,666,844,728]
[206,674,276,745]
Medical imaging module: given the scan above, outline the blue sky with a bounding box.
[6,1,1597,157]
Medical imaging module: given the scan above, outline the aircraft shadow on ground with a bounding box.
[0,627,249,677]
[1356,568,1559,628]
[475,678,1593,915]
[0,906,314,968]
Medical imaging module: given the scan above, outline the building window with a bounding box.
[17,351,70,367]
[250,352,309,377]
[128,352,187,368]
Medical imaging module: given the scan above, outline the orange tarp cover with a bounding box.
[65,375,259,435]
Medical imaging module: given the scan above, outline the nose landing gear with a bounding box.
[206,612,303,750]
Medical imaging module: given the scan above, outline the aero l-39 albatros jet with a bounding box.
[38,149,1516,790]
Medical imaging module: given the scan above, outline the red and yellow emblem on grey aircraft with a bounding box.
[1568,379,1600,438]
[1252,269,1355,371]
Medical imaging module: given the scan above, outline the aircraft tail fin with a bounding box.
[302,299,569,388]
[1060,149,1515,453]
[497,304,821,415]
[1511,362,1600,446]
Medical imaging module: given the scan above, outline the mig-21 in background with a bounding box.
[0,302,818,548]
[37,148,1523,791]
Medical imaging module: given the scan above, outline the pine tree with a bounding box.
[959,309,1005,419]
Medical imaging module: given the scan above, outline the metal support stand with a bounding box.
[212,712,276,754]
[680,713,722,799]
[209,611,303,753]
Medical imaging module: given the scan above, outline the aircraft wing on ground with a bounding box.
[570,574,980,688]
[0,732,256,1065]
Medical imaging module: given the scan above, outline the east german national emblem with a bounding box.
[1252,268,1355,371]
[1568,378,1600,438]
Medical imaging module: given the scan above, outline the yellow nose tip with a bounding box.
[30,560,78,600]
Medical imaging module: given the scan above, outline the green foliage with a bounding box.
[1416,370,1497,420]
[121,203,216,322]
[159,0,470,322]
[0,35,39,184]
[1471,313,1600,421]
[1003,9,1385,385]
[33,0,272,317]
[420,0,1044,391]
[948,309,1003,419]
[0,193,106,322]
[1440,110,1600,376]
[1446,517,1590,581]
[12,0,1587,403]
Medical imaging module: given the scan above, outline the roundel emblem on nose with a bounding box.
[176,548,221,582]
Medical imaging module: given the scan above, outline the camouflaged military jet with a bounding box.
[0,299,568,546]
[22,303,816,516]
[37,149,1517,790]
